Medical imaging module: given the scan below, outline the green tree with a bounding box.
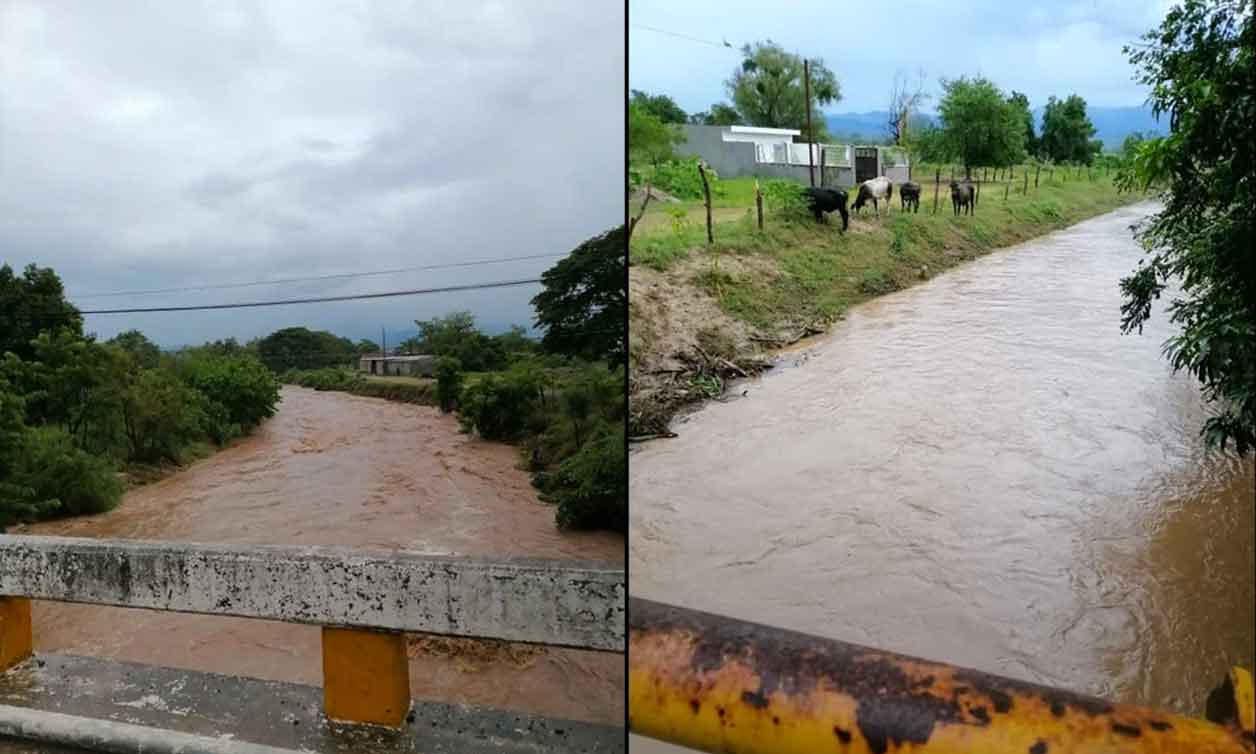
[688,103,741,126]
[629,102,683,166]
[179,353,279,440]
[1119,131,1148,163]
[532,225,625,367]
[1039,94,1101,165]
[629,89,687,123]
[0,264,83,361]
[726,41,839,141]
[493,325,536,357]
[1008,91,1038,157]
[120,368,205,463]
[255,327,356,372]
[0,376,51,529]
[108,329,161,369]
[355,339,380,355]
[435,357,464,413]
[1117,0,1255,453]
[936,76,1026,169]
[411,311,508,371]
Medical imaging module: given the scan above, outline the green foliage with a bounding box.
[108,329,161,369]
[630,89,688,123]
[936,76,1027,167]
[178,352,279,443]
[761,179,810,221]
[11,426,123,517]
[0,263,84,361]
[629,102,684,166]
[1117,0,1256,453]
[532,225,626,367]
[457,370,544,441]
[255,327,357,372]
[410,311,512,372]
[726,41,840,140]
[533,426,625,533]
[859,269,898,295]
[644,157,721,201]
[121,368,207,464]
[1040,94,1101,165]
[436,357,463,413]
[688,103,742,126]
[1008,91,1038,157]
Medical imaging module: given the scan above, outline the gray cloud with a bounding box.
[0,0,624,347]
[629,0,1174,114]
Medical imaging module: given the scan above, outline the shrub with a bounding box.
[648,157,722,201]
[457,371,544,441]
[534,426,625,533]
[12,425,123,517]
[121,369,206,463]
[180,353,279,440]
[436,357,464,413]
[761,179,809,221]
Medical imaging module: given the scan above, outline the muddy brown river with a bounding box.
[630,202,1253,750]
[20,386,624,726]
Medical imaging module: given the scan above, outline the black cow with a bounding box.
[949,180,975,216]
[803,187,849,231]
[899,181,921,213]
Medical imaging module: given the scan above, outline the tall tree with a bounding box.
[887,69,930,146]
[1007,90,1038,157]
[936,76,1026,169]
[0,264,83,361]
[629,89,688,123]
[255,327,356,372]
[688,103,741,126]
[108,330,161,369]
[726,41,840,141]
[1117,0,1255,453]
[628,102,683,166]
[532,225,625,367]
[1039,94,1101,164]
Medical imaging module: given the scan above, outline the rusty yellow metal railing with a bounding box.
[629,598,1255,754]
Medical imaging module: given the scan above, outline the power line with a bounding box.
[80,278,542,315]
[72,252,566,299]
[630,23,738,51]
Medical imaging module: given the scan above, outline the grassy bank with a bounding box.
[629,172,1149,435]
[283,367,438,405]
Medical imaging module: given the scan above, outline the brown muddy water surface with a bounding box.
[630,203,1253,749]
[23,386,624,725]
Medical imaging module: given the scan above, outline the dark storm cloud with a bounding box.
[0,0,624,346]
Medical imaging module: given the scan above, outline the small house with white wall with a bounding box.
[357,354,438,378]
[677,124,910,188]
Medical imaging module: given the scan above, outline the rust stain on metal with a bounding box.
[628,597,1255,754]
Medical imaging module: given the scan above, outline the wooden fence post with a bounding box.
[1034,165,1040,191]
[1010,164,1015,180]
[933,169,940,214]
[1022,170,1029,195]
[755,180,764,231]
[698,162,713,244]
[1004,179,1010,201]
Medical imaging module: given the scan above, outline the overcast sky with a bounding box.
[1,1,623,347]
[630,0,1175,115]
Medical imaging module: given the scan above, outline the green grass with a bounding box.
[631,174,1145,336]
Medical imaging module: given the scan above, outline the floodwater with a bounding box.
[630,202,1254,749]
[22,386,624,725]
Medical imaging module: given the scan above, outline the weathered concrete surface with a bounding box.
[0,654,624,753]
[0,536,624,651]
[0,705,299,753]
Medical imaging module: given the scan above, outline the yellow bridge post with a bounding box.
[629,598,1255,754]
[321,627,411,728]
[0,597,32,672]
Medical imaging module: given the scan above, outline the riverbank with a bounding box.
[24,386,625,725]
[282,368,438,404]
[629,175,1149,435]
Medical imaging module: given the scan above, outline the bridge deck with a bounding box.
[0,654,623,753]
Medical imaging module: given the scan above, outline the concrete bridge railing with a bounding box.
[0,535,624,748]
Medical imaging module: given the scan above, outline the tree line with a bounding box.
[0,264,281,529]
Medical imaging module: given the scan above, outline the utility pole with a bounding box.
[804,58,816,188]
[381,327,386,357]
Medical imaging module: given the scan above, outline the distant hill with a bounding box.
[825,105,1168,150]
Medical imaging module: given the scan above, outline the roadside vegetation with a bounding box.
[0,264,280,530]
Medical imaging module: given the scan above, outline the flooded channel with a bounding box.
[630,202,1254,748]
[23,386,624,725]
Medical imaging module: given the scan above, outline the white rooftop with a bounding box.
[728,125,801,136]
